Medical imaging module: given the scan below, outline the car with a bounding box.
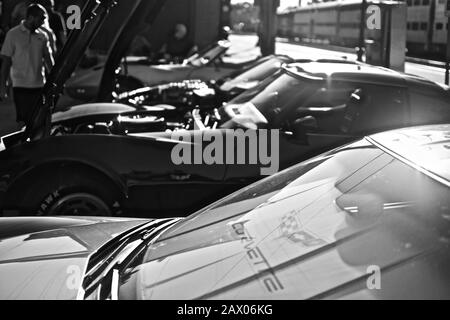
[1,125,449,300]
[2,44,450,217]
[114,54,294,111]
[47,58,450,140]
[51,56,335,134]
[64,39,261,103]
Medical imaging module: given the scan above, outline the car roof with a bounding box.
[369,125,450,186]
[285,62,440,88]
[404,73,450,96]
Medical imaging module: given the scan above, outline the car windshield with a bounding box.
[227,71,313,118]
[121,138,450,299]
[218,70,350,130]
[185,41,230,67]
[219,57,288,92]
[220,70,321,127]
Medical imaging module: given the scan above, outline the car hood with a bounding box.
[126,64,193,86]
[122,178,449,300]
[52,103,136,123]
[64,63,192,96]
[0,216,148,300]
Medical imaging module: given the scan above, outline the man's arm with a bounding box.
[56,13,67,47]
[43,38,55,73]
[57,31,67,47]
[187,44,198,57]
[0,29,14,98]
[0,30,14,99]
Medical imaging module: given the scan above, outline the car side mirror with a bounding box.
[286,116,318,145]
[200,57,210,65]
[340,88,364,134]
[348,88,364,105]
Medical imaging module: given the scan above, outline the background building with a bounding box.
[0,0,228,52]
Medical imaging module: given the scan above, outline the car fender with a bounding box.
[4,160,128,207]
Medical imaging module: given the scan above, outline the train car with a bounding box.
[278,0,448,60]
[406,0,448,58]
[277,0,384,47]
[278,9,295,37]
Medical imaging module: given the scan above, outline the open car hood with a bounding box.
[25,0,167,141]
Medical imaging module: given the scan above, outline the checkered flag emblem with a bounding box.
[279,211,325,246]
[280,211,301,237]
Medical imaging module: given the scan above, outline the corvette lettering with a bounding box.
[231,221,284,294]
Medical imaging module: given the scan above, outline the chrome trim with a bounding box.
[79,218,181,299]
[110,269,120,300]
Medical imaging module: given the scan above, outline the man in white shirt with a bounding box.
[0,4,54,127]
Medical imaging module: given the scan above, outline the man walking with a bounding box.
[0,4,54,127]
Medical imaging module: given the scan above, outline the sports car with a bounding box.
[64,38,260,103]
[1,125,449,299]
[113,54,294,111]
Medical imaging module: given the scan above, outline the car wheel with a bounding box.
[18,171,123,217]
[40,191,113,216]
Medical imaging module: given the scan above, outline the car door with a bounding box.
[221,128,358,188]
[407,87,450,126]
[274,81,365,170]
[346,84,409,135]
[223,83,363,183]
[277,83,409,174]
[118,132,229,217]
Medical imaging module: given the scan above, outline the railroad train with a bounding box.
[277,0,449,60]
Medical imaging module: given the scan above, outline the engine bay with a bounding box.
[50,105,226,137]
[114,79,219,111]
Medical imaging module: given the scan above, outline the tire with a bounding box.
[19,170,122,217]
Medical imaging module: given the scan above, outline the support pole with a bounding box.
[446,15,450,85]
[357,0,367,62]
[446,0,450,85]
[255,0,279,56]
